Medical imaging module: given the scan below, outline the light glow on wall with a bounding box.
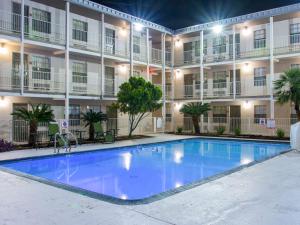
[0,43,8,55]
[175,102,183,110]
[212,24,223,34]
[243,63,251,73]
[242,26,251,36]
[119,27,127,36]
[134,23,144,32]
[243,100,251,110]
[175,69,182,79]
[175,39,182,48]
[0,96,8,108]
[119,64,127,74]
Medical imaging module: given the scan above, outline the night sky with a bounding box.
[93,0,300,29]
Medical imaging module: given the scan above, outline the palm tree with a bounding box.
[82,109,107,141]
[11,104,54,146]
[274,68,300,121]
[180,102,210,134]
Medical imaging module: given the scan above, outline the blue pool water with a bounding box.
[0,138,289,201]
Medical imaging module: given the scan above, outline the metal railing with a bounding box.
[104,36,129,58]
[176,117,294,137]
[151,48,162,65]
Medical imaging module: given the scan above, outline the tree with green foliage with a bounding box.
[82,109,107,141]
[113,76,162,137]
[180,102,210,134]
[11,104,54,146]
[274,68,300,121]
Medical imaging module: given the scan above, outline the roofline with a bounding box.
[69,0,173,34]
[69,1,300,36]
[174,3,300,35]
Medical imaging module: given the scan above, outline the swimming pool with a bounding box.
[0,138,289,203]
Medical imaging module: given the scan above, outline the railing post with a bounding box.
[146,28,150,81]
[20,0,25,95]
[101,13,105,98]
[233,25,236,100]
[269,16,275,119]
[64,0,70,121]
[200,30,204,102]
[161,33,166,132]
[130,22,133,77]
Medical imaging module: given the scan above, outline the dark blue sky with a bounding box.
[94,0,300,29]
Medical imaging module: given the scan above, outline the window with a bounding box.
[183,42,193,63]
[290,23,300,44]
[32,8,51,34]
[133,36,140,54]
[213,36,226,54]
[203,73,208,89]
[254,29,266,49]
[203,39,208,55]
[229,34,240,58]
[213,106,227,123]
[213,71,227,88]
[105,66,115,96]
[105,28,115,54]
[69,105,80,126]
[166,113,172,122]
[291,64,300,69]
[195,41,200,57]
[32,55,51,80]
[72,19,88,42]
[133,70,141,77]
[87,105,101,113]
[254,67,266,86]
[254,105,267,124]
[72,62,87,83]
[12,2,29,33]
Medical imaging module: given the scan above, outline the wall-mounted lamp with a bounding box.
[119,27,127,36]
[243,100,251,110]
[243,62,251,73]
[175,102,183,110]
[0,43,8,55]
[242,26,251,36]
[175,39,182,48]
[119,64,127,73]
[0,96,8,107]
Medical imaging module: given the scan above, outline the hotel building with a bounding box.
[0,0,299,142]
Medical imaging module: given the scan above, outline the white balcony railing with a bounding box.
[105,36,129,58]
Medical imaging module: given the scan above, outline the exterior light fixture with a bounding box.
[0,96,8,107]
[242,26,250,36]
[134,23,144,32]
[175,39,182,48]
[0,43,8,55]
[243,62,251,73]
[243,100,251,109]
[119,27,127,36]
[119,64,127,73]
[212,24,223,34]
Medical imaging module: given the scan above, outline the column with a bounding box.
[200,30,204,102]
[161,33,166,132]
[64,1,70,121]
[101,13,105,97]
[20,0,25,95]
[233,25,236,100]
[146,28,150,81]
[171,36,175,132]
[269,16,275,119]
[130,22,133,77]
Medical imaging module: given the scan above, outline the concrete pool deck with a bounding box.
[0,134,299,225]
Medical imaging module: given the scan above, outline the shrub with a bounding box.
[176,127,183,134]
[215,126,226,135]
[234,127,241,136]
[276,129,285,139]
[0,139,14,152]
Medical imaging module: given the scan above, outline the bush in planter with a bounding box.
[0,139,14,152]
[215,126,226,135]
[234,127,241,136]
[176,127,183,134]
[276,129,285,139]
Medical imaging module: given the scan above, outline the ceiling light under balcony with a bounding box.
[175,39,182,48]
[212,24,223,34]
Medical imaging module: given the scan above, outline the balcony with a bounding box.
[274,34,300,56]
[103,78,118,98]
[154,83,172,100]
[0,10,65,46]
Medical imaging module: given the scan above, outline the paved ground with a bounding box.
[0,134,299,225]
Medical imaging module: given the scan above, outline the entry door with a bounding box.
[230,69,241,96]
[12,104,29,143]
[104,66,115,96]
[230,105,241,132]
[184,74,193,98]
[105,28,115,54]
[107,107,118,135]
[12,52,29,89]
